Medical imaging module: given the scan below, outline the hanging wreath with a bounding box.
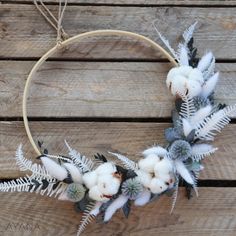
[1,1,235,236]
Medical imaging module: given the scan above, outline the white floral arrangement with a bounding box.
[1,23,235,236]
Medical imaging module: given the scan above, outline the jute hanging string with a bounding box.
[24,0,178,156]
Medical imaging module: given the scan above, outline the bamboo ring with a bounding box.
[23,30,178,155]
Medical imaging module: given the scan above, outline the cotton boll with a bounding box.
[142,146,167,158]
[104,195,129,222]
[188,68,204,85]
[82,171,98,189]
[63,163,83,183]
[138,154,160,173]
[149,178,168,194]
[135,170,152,188]
[95,162,116,175]
[134,189,151,206]
[158,173,175,187]
[89,186,109,202]
[41,156,67,181]
[97,174,120,196]
[170,75,187,96]
[154,157,173,176]
[186,79,202,97]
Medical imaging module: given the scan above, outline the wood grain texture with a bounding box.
[1,61,236,118]
[1,4,236,59]
[4,0,236,6]
[0,121,236,180]
[0,188,235,236]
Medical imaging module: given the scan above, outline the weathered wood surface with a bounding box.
[1,4,236,59]
[5,0,236,6]
[0,188,235,236]
[0,1,236,236]
[1,61,236,118]
[1,121,236,180]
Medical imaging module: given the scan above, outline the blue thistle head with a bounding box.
[121,177,143,200]
[66,183,86,202]
[169,140,192,161]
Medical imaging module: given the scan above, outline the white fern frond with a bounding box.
[0,177,31,192]
[153,24,179,62]
[77,202,96,236]
[108,152,138,171]
[191,144,218,161]
[195,105,236,140]
[170,176,179,214]
[65,140,94,173]
[182,21,198,46]
[16,145,52,179]
[178,92,196,119]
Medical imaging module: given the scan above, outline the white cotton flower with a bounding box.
[97,174,120,196]
[82,171,98,189]
[138,154,160,173]
[88,186,109,202]
[158,173,171,183]
[166,66,204,97]
[149,178,168,194]
[63,163,83,183]
[41,156,67,181]
[135,170,152,188]
[154,157,173,176]
[95,162,117,175]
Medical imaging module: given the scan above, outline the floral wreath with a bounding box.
[1,18,236,236]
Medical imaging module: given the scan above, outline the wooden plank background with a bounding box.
[0,1,236,236]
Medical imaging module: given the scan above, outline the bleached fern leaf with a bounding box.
[182,21,198,46]
[77,202,96,236]
[178,92,196,119]
[170,176,179,214]
[0,177,31,192]
[195,105,236,140]
[16,145,52,179]
[65,140,94,173]
[153,24,179,62]
[191,144,218,161]
[108,152,138,171]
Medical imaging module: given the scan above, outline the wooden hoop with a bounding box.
[23,30,178,155]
